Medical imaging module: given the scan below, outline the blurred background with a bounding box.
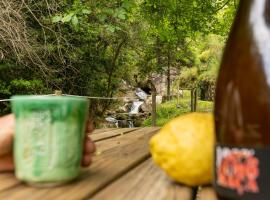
[0,0,238,127]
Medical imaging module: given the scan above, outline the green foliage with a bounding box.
[143,90,213,126]
[0,79,51,115]
[175,34,225,100]
[0,0,236,120]
[178,67,198,88]
[9,79,50,95]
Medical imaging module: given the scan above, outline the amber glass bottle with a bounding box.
[214,0,270,199]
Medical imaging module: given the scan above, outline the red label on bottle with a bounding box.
[214,145,270,200]
[216,147,259,195]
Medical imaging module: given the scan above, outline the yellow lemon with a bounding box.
[149,112,215,186]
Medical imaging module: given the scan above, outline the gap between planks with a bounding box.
[90,158,194,200]
[195,187,218,200]
[92,128,118,134]
[90,128,139,142]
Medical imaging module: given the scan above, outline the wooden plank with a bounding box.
[92,128,118,134]
[91,159,193,200]
[0,127,159,200]
[0,128,138,192]
[94,127,159,154]
[196,187,218,200]
[90,128,139,142]
[0,173,20,192]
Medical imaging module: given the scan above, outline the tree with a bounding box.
[135,0,238,98]
[0,0,238,120]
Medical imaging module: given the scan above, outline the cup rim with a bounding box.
[11,95,88,102]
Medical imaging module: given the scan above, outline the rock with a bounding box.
[133,118,142,127]
[117,114,129,120]
[118,103,131,113]
[156,95,163,104]
[135,88,148,100]
[141,102,151,113]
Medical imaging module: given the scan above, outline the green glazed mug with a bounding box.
[11,95,89,186]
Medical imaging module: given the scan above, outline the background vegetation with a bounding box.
[0,0,238,122]
[143,90,213,126]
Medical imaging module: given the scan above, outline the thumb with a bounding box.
[0,114,14,156]
[0,153,14,172]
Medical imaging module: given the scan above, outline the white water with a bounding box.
[135,88,148,100]
[105,88,146,127]
[105,117,119,128]
[129,101,143,114]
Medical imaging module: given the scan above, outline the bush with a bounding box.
[143,91,213,127]
[0,79,51,115]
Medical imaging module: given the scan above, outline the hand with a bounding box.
[82,119,96,166]
[0,114,96,172]
[0,114,14,171]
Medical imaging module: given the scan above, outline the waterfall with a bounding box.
[105,117,119,128]
[135,88,148,100]
[105,87,147,127]
[129,101,143,114]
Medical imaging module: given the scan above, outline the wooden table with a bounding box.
[0,128,218,200]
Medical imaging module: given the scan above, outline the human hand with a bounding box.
[0,114,96,172]
[82,119,96,166]
[0,114,14,171]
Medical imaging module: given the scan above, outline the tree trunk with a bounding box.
[191,89,194,112]
[156,37,162,71]
[167,49,171,99]
[148,79,157,127]
[190,88,197,112]
[194,88,197,111]
[102,38,126,115]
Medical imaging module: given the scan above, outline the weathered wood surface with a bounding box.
[0,128,159,200]
[196,187,218,200]
[90,128,139,142]
[0,173,19,192]
[92,128,117,134]
[91,159,193,200]
[0,128,218,200]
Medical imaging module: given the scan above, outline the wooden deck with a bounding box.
[0,128,218,200]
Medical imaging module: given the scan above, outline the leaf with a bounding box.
[122,1,132,10]
[82,9,91,14]
[115,26,122,31]
[51,15,62,23]
[115,8,126,20]
[61,13,74,23]
[72,15,78,26]
[98,14,107,22]
[193,1,198,7]
[107,25,115,33]
[118,13,126,20]
[104,8,114,15]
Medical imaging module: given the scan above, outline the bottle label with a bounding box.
[214,145,270,200]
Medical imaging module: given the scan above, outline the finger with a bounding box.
[0,130,13,156]
[85,119,95,134]
[0,114,15,130]
[81,154,92,167]
[84,137,96,154]
[0,114,15,156]
[0,153,14,172]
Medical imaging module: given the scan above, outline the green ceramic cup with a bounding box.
[11,95,89,186]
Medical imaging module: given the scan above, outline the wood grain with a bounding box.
[94,127,159,154]
[0,127,159,200]
[92,128,118,134]
[90,128,139,142]
[196,187,218,200]
[0,173,20,192]
[91,159,193,200]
